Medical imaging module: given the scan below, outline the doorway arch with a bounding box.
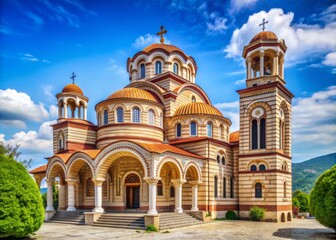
[125,174,140,209]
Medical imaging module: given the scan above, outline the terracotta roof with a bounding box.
[133,141,204,159]
[250,31,278,43]
[143,43,184,54]
[50,150,101,163]
[229,131,240,143]
[107,87,158,102]
[29,164,47,174]
[174,102,223,117]
[62,83,83,95]
[169,137,209,144]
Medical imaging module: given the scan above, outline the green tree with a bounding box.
[0,142,32,169]
[0,146,44,238]
[309,165,336,233]
[292,190,309,212]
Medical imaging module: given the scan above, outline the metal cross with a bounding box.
[70,72,76,84]
[259,18,268,32]
[156,26,167,44]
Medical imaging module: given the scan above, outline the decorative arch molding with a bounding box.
[251,179,266,188]
[176,83,211,104]
[184,117,203,125]
[246,159,270,171]
[244,101,272,116]
[183,161,202,182]
[279,100,290,116]
[148,52,169,62]
[127,81,165,104]
[122,171,143,185]
[132,55,149,69]
[168,54,186,65]
[94,141,151,178]
[66,152,95,179]
[46,157,67,180]
[156,156,183,179]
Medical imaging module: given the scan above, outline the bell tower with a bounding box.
[237,29,294,222]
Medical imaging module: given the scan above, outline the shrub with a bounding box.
[0,154,44,238]
[225,210,237,220]
[309,165,336,233]
[146,224,158,232]
[249,206,265,221]
[293,191,309,212]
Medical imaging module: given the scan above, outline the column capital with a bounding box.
[92,178,105,185]
[171,179,186,186]
[259,51,264,57]
[189,180,202,186]
[46,178,55,184]
[144,177,160,185]
[65,178,78,185]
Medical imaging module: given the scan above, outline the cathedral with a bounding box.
[30,28,293,225]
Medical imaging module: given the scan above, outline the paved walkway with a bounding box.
[33,218,335,239]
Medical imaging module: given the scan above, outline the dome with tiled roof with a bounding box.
[62,83,83,95]
[174,102,223,117]
[229,131,240,143]
[108,87,158,102]
[143,43,185,54]
[250,31,278,44]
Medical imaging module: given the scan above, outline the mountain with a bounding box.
[292,152,336,193]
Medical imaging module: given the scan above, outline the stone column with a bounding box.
[63,102,68,118]
[190,181,201,211]
[260,51,264,77]
[93,178,105,213]
[66,178,77,211]
[78,106,81,119]
[46,178,55,211]
[84,106,87,120]
[273,53,279,75]
[247,57,251,79]
[172,179,186,213]
[58,184,67,210]
[280,58,284,78]
[146,178,159,215]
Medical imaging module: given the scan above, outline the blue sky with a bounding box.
[0,0,335,171]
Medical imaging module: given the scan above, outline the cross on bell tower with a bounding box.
[259,18,269,32]
[156,26,167,44]
[70,72,76,84]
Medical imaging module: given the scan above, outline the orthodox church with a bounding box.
[30,27,293,224]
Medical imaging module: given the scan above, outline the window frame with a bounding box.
[116,107,124,123]
[132,107,141,123]
[190,121,197,136]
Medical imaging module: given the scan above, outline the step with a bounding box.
[49,220,85,225]
[95,221,145,227]
[96,219,144,224]
[92,222,145,229]
[99,216,143,220]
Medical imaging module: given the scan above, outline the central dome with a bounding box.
[143,43,185,54]
[107,87,158,102]
[250,31,278,43]
[174,102,223,117]
[62,83,83,95]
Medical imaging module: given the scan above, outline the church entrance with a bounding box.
[125,174,140,209]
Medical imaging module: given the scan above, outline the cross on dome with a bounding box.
[156,26,167,44]
[70,72,76,84]
[259,18,268,32]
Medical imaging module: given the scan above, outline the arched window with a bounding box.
[176,123,182,137]
[170,186,175,197]
[132,107,140,123]
[255,183,262,198]
[59,139,63,150]
[173,63,179,74]
[103,110,108,125]
[58,131,64,150]
[191,96,196,102]
[155,61,162,74]
[230,176,234,198]
[207,122,213,138]
[148,109,155,125]
[157,180,163,196]
[282,162,288,171]
[140,63,145,78]
[223,177,226,198]
[216,155,220,163]
[260,118,266,149]
[259,164,266,171]
[219,125,224,141]
[284,181,287,198]
[280,120,285,150]
[222,156,225,165]
[250,165,257,171]
[214,176,218,198]
[252,119,258,149]
[190,121,197,136]
[117,107,123,123]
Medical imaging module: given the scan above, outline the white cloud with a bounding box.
[234,79,245,85]
[292,86,336,161]
[207,16,228,34]
[224,7,336,67]
[105,58,127,77]
[22,53,39,62]
[0,120,26,128]
[132,34,160,49]
[49,105,58,118]
[0,89,50,123]
[323,52,336,67]
[214,101,240,131]
[230,0,258,13]
[0,120,56,154]
[43,85,53,98]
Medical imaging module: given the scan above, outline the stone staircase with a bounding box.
[92,213,145,229]
[159,212,202,230]
[49,211,85,225]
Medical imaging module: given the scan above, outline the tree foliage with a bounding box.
[309,165,336,232]
[0,147,44,238]
[249,206,265,221]
[292,190,309,212]
[0,142,32,169]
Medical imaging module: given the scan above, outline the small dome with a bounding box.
[143,43,184,54]
[250,31,278,43]
[229,131,240,143]
[174,102,223,117]
[62,84,83,95]
[108,87,158,102]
